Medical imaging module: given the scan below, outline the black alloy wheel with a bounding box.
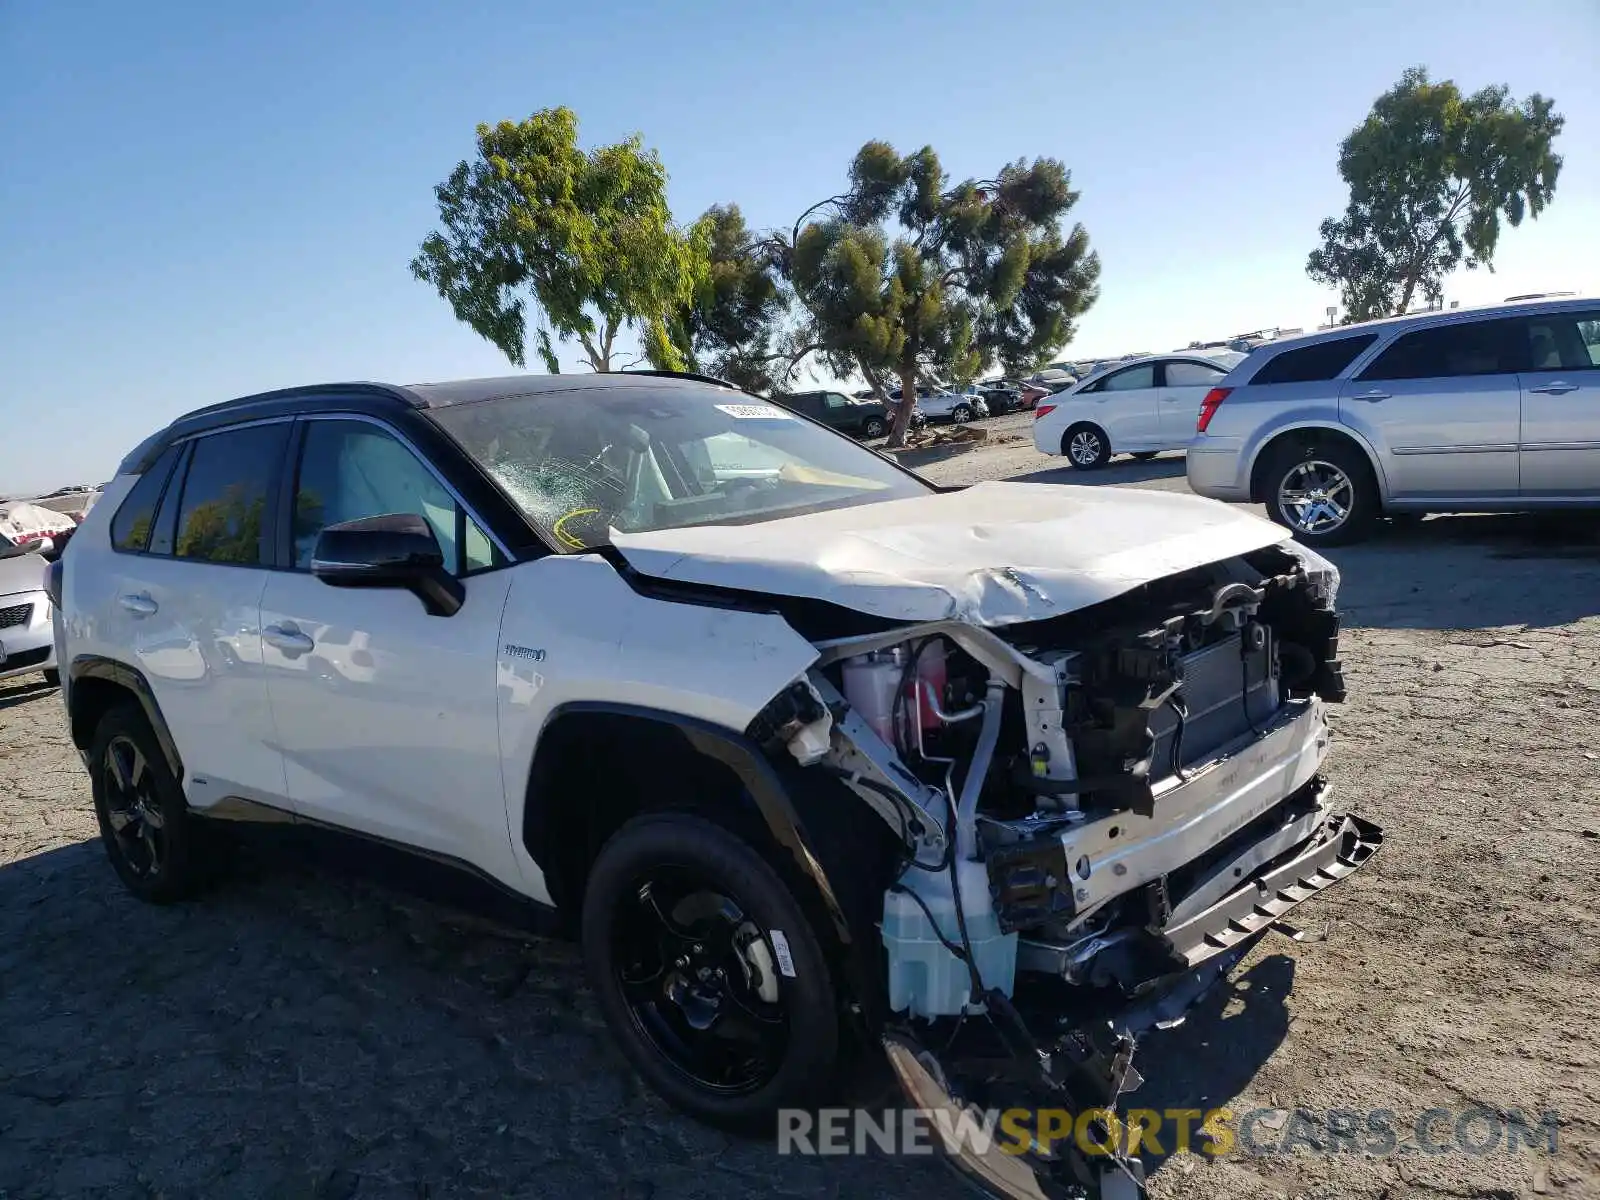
[581,813,839,1133]
[612,866,788,1096]
[88,703,208,902]
[103,733,166,879]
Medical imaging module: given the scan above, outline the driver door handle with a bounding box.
[1528,380,1578,395]
[1350,389,1390,402]
[263,623,315,657]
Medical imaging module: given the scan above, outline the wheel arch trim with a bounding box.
[1246,420,1389,503]
[67,655,184,780]
[1063,420,1110,462]
[522,701,854,949]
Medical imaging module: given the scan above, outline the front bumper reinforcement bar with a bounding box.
[882,809,1384,1200]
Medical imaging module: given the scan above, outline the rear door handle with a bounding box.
[1350,389,1390,402]
[1528,380,1578,395]
[118,592,158,617]
[263,624,315,657]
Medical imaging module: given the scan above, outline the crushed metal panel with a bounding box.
[611,481,1289,628]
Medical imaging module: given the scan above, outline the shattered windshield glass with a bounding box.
[427,385,931,551]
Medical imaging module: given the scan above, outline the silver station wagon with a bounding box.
[1187,295,1600,544]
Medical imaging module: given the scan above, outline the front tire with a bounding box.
[581,813,840,1134]
[1261,438,1379,546]
[1063,423,1111,469]
[951,405,972,424]
[88,703,208,903]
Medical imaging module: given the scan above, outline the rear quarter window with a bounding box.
[110,444,183,553]
[1248,334,1379,385]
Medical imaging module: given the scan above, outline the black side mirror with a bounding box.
[311,513,464,617]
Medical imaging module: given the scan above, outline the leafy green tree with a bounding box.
[782,142,1099,445]
[411,107,707,373]
[1307,68,1564,321]
[669,204,788,393]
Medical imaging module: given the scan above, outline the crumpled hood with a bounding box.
[610,480,1289,627]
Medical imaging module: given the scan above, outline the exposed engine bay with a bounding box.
[745,539,1382,1199]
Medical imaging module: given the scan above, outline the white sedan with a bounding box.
[1031,353,1241,468]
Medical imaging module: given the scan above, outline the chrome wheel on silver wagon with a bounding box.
[1261,438,1378,546]
[1276,460,1354,536]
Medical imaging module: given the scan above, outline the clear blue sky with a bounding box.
[2,0,1596,495]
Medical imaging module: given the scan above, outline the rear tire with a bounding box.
[581,812,840,1135]
[863,417,886,439]
[1063,423,1111,469]
[88,703,210,903]
[1261,438,1379,546]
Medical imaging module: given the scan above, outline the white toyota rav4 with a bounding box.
[52,372,1380,1199]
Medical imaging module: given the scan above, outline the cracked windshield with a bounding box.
[431,386,929,549]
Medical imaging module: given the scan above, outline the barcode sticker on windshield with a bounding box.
[715,403,794,420]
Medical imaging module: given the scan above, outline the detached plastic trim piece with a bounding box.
[1160,811,1382,968]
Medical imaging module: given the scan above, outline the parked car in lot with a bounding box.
[967,380,1023,415]
[889,386,985,423]
[1016,380,1053,410]
[55,370,1377,1199]
[1031,353,1239,467]
[1029,369,1079,394]
[772,389,897,439]
[0,539,60,685]
[1188,295,1600,545]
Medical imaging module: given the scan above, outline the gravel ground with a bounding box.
[3,425,1598,1199]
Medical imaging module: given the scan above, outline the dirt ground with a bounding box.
[3,422,1598,1199]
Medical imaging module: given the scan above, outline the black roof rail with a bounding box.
[618,369,742,391]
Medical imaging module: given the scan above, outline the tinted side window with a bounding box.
[1582,316,1600,366]
[1251,335,1378,385]
[1164,361,1228,387]
[292,420,494,575]
[173,423,290,565]
[147,446,188,556]
[1359,320,1521,381]
[111,443,183,553]
[824,393,850,409]
[1523,311,1600,370]
[1100,364,1156,391]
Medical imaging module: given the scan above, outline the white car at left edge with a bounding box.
[1032,352,1243,468]
[0,538,62,686]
